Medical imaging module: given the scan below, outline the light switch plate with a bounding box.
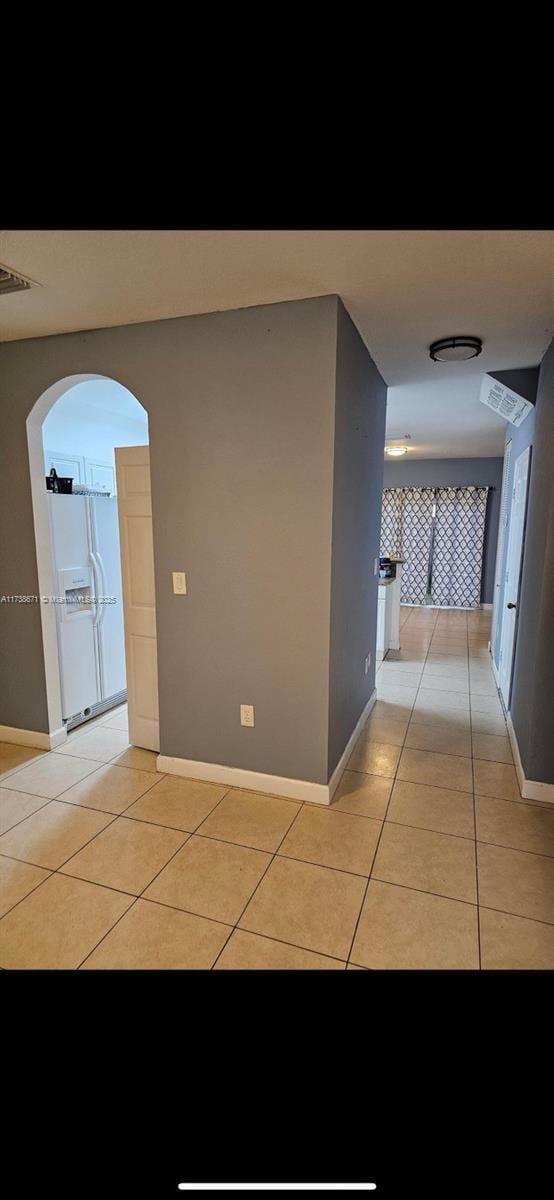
[172,572,187,595]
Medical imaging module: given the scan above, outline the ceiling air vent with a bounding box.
[0,263,36,296]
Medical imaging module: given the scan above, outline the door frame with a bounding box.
[115,445,159,752]
[490,437,512,657]
[498,445,532,709]
[26,373,153,744]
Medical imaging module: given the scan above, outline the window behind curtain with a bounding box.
[380,487,435,604]
[380,485,489,608]
[431,486,489,608]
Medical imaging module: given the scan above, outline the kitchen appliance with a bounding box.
[379,556,396,579]
[46,467,73,494]
[48,493,127,729]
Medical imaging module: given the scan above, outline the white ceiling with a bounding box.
[1,229,553,457]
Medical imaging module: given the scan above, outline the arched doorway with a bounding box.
[26,374,151,745]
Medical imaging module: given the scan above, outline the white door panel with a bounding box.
[499,446,531,708]
[115,446,159,751]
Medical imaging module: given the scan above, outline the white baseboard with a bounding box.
[157,754,331,805]
[506,713,554,804]
[158,690,378,807]
[327,689,377,801]
[0,724,67,750]
[49,726,68,749]
[489,646,501,689]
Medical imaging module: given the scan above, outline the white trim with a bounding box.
[26,373,108,736]
[158,690,378,807]
[489,645,501,688]
[327,689,377,801]
[506,713,554,804]
[157,755,331,805]
[481,602,493,610]
[0,724,67,750]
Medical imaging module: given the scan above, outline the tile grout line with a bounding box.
[0,865,55,923]
[71,782,245,968]
[347,605,440,966]
[209,800,307,969]
[1,611,548,968]
[75,829,196,968]
[77,780,291,970]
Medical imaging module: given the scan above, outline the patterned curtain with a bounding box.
[380,488,435,604]
[431,487,489,607]
[400,488,436,604]
[380,489,404,557]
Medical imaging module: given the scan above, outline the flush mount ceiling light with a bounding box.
[429,336,482,363]
[385,446,408,457]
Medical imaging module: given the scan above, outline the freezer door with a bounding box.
[47,494,101,720]
[90,496,127,701]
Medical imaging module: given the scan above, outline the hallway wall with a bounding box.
[509,343,554,784]
[328,300,387,775]
[383,457,504,602]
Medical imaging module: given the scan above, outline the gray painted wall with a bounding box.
[0,294,386,787]
[509,344,554,784]
[383,457,504,603]
[328,300,387,776]
[0,297,338,782]
[152,298,338,785]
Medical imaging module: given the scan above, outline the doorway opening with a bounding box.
[26,374,153,750]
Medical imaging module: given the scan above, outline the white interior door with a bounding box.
[498,446,531,709]
[115,446,159,751]
[491,438,512,656]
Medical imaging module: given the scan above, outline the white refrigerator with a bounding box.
[48,493,127,728]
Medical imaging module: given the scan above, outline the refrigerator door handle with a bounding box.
[89,552,101,627]
[95,551,108,629]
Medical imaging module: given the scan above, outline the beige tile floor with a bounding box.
[1,608,553,970]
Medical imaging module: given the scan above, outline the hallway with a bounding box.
[0,607,552,969]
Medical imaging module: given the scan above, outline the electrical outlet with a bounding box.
[240,704,255,728]
[172,572,187,595]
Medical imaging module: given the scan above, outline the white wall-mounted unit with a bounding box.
[44,449,84,485]
[479,375,534,427]
[44,450,115,494]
